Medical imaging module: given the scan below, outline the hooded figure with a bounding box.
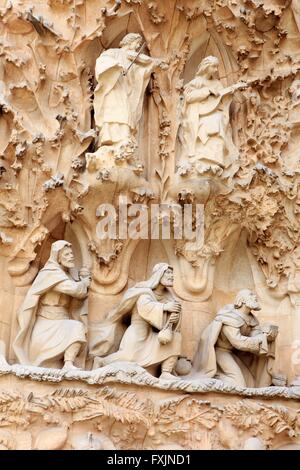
[190,289,277,388]
[89,263,182,379]
[13,241,90,369]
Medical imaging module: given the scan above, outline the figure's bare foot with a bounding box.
[159,372,181,381]
[92,357,105,370]
[272,373,287,387]
[63,361,81,371]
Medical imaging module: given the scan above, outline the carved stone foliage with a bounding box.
[1,0,300,294]
[0,380,299,450]
[2,0,300,449]
[0,0,106,279]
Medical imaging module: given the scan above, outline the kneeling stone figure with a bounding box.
[13,240,91,370]
[89,263,182,380]
[189,289,278,388]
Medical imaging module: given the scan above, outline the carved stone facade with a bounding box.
[1,0,300,450]
[0,371,300,450]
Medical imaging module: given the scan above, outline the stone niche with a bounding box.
[1,0,300,450]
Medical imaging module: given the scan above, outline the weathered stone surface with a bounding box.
[1,0,300,450]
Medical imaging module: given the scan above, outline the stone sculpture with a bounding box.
[190,289,278,387]
[92,32,164,163]
[13,241,91,370]
[89,263,182,380]
[1,0,300,451]
[177,55,245,177]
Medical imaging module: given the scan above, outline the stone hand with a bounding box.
[233,81,248,92]
[262,325,278,341]
[155,58,169,70]
[126,50,151,65]
[209,88,220,97]
[169,312,180,323]
[223,82,247,97]
[164,301,181,313]
[79,269,92,287]
[256,334,268,354]
[127,51,138,61]
[82,278,91,289]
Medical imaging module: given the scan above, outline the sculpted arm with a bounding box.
[249,325,264,337]
[251,325,278,344]
[185,86,211,104]
[135,54,153,66]
[222,325,261,353]
[53,279,89,299]
[136,294,165,330]
[126,51,161,67]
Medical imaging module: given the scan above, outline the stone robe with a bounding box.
[179,76,238,169]
[94,48,155,146]
[89,263,181,369]
[191,305,275,387]
[101,290,181,367]
[14,241,88,367]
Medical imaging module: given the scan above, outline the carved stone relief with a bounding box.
[1,0,300,451]
[0,376,299,450]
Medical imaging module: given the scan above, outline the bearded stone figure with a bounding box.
[13,241,91,370]
[89,264,182,380]
[190,289,278,387]
[93,33,163,160]
[178,56,245,177]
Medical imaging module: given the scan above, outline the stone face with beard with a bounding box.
[189,289,278,388]
[241,290,261,311]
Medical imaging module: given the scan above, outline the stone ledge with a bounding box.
[1,362,299,399]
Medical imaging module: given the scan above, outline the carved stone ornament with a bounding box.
[2,0,300,451]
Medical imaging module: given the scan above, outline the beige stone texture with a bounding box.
[1,0,300,450]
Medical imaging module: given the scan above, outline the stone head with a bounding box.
[159,266,174,288]
[234,289,261,311]
[120,33,143,52]
[197,56,219,79]
[58,245,75,270]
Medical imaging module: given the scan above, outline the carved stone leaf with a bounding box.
[34,388,96,413]
[225,401,263,430]
[73,387,152,426]
[0,391,25,415]
[262,406,297,437]
[0,391,29,426]
[156,398,221,435]
[224,401,298,440]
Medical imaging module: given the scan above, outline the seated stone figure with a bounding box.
[13,240,91,370]
[190,289,278,387]
[89,263,182,380]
